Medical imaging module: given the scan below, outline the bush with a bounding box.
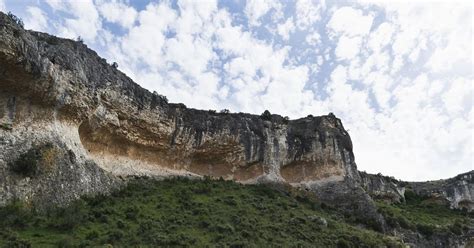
[3,238,31,248]
[85,230,99,240]
[107,229,124,243]
[416,223,435,237]
[56,237,74,248]
[10,148,42,177]
[260,110,272,120]
[7,11,24,28]
[51,199,88,230]
[220,109,230,114]
[9,144,57,177]
[0,122,12,130]
[0,200,32,228]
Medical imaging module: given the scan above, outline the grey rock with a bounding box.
[0,11,365,211]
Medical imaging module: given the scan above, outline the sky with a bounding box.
[1,0,472,181]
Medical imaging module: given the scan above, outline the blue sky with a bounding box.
[1,0,472,181]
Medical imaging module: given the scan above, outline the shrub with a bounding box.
[3,238,31,248]
[10,148,42,177]
[336,238,352,248]
[260,110,272,120]
[220,109,230,114]
[0,122,12,130]
[9,144,57,177]
[416,223,435,237]
[7,11,24,28]
[56,237,74,248]
[86,230,99,240]
[51,199,88,230]
[0,200,32,228]
[404,189,425,204]
[107,229,124,243]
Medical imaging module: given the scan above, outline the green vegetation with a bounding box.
[376,189,472,237]
[0,178,403,247]
[8,143,57,177]
[0,122,12,131]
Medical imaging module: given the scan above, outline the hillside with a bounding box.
[1,177,471,247]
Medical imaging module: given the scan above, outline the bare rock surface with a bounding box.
[361,171,474,212]
[0,11,363,209]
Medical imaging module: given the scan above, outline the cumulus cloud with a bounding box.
[305,32,320,45]
[327,6,373,37]
[245,0,281,26]
[277,17,295,41]
[334,36,362,60]
[0,0,5,12]
[295,0,323,29]
[11,0,472,181]
[45,0,102,42]
[23,7,48,31]
[97,0,137,29]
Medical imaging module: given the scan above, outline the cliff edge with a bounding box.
[0,11,367,212]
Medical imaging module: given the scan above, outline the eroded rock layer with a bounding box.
[0,11,361,206]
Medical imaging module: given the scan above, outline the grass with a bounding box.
[376,189,473,237]
[0,177,404,247]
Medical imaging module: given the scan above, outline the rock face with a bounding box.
[360,172,406,204]
[361,171,474,212]
[409,171,474,211]
[0,12,364,208]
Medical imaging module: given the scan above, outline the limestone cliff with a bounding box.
[361,171,474,212]
[0,11,364,207]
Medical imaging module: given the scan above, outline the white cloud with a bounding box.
[367,22,394,52]
[0,0,5,12]
[305,31,320,45]
[45,0,102,42]
[335,36,362,60]
[98,1,137,29]
[295,0,323,29]
[328,6,373,37]
[277,17,295,41]
[442,78,473,115]
[245,0,281,26]
[24,7,48,31]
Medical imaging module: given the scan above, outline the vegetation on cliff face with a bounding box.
[0,178,404,247]
[376,189,472,237]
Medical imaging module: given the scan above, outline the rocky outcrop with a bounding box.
[0,11,367,212]
[360,172,406,204]
[361,171,474,212]
[409,171,474,212]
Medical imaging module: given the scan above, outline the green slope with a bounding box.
[0,177,466,247]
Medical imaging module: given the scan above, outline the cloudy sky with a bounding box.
[1,0,472,181]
